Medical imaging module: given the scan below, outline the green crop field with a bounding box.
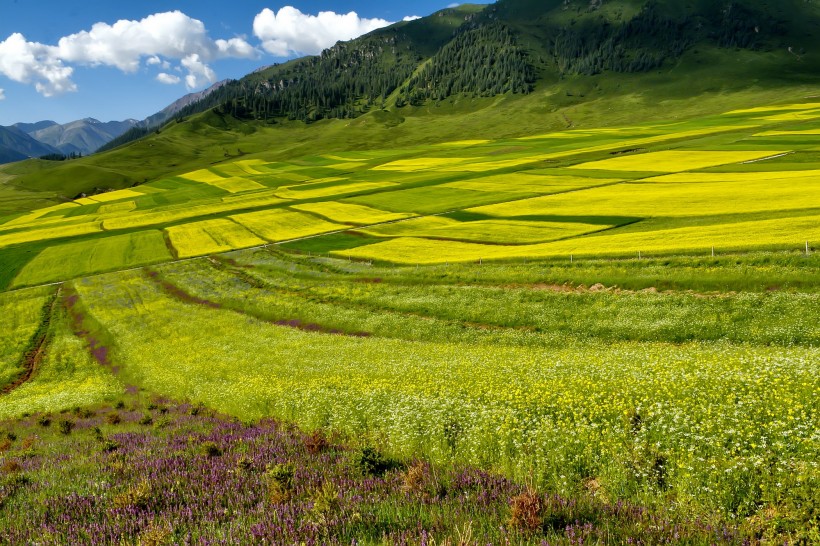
[1,96,819,544]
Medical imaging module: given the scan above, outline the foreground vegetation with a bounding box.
[2,396,772,545]
[0,249,816,543]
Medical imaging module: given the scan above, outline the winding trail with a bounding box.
[0,288,59,396]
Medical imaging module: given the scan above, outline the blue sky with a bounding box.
[0,1,488,125]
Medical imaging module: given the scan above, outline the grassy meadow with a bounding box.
[0,99,818,543]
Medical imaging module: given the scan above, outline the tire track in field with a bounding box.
[143,266,370,338]
[62,285,118,372]
[0,288,59,396]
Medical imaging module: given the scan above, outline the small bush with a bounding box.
[265,463,295,503]
[74,408,94,419]
[235,456,252,472]
[305,430,329,454]
[509,488,543,533]
[0,440,11,453]
[20,436,36,450]
[105,412,121,425]
[112,480,152,510]
[153,417,171,430]
[4,432,16,442]
[139,414,153,426]
[92,427,104,442]
[58,419,75,435]
[200,441,221,457]
[355,446,396,477]
[311,481,340,518]
[36,415,51,428]
[101,440,119,453]
[402,461,431,496]
[114,401,125,410]
[189,402,205,416]
[138,521,173,546]
[1,459,22,474]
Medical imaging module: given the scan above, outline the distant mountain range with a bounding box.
[0,118,138,164]
[0,82,230,164]
[22,119,140,157]
[0,125,60,164]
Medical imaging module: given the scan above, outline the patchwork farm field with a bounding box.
[0,101,818,543]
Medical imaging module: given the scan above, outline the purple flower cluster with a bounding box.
[0,402,751,544]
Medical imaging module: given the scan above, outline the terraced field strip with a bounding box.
[11,231,173,289]
[470,175,820,218]
[231,209,345,243]
[357,216,620,244]
[83,189,146,203]
[335,214,820,264]
[102,192,286,230]
[165,219,267,258]
[0,221,102,249]
[291,202,414,225]
[568,150,787,173]
[274,180,397,200]
[148,264,370,337]
[441,173,621,194]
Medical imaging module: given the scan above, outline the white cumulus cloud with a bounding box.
[0,88,5,100]
[156,72,181,85]
[0,11,258,96]
[253,6,393,56]
[0,33,76,96]
[403,16,421,22]
[147,55,171,69]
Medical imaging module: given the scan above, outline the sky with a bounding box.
[0,1,489,126]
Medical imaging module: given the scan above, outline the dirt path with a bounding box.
[0,288,59,395]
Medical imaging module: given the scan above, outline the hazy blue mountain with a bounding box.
[12,120,59,134]
[22,118,139,156]
[0,125,60,164]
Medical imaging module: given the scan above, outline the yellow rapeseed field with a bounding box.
[166,219,267,258]
[231,208,344,242]
[471,177,819,218]
[337,214,820,263]
[292,202,413,225]
[568,150,787,172]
